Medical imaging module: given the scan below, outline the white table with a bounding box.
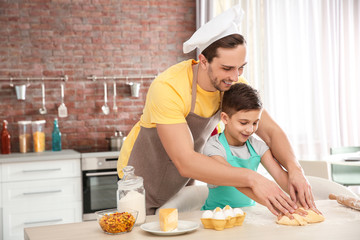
[24,200,360,240]
[325,152,360,166]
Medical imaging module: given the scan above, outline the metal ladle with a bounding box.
[101,82,110,115]
[39,82,47,114]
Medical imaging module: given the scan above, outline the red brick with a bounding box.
[0,0,195,152]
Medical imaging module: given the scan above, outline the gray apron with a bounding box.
[128,65,221,215]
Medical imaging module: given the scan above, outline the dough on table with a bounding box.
[276,208,325,226]
[302,209,325,223]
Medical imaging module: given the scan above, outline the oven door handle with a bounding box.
[85,171,118,177]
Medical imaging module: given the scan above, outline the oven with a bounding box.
[81,151,120,221]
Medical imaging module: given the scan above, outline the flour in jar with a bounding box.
[118,190,146,224]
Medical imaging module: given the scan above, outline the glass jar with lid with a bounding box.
[117,165,146,225]
[31,120,46,152]
[18,120,32,153]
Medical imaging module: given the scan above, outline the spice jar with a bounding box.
[18,121,32,153]
[31,120,46,152]
[117,166,146,225]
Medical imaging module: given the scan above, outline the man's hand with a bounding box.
[250,175,298,217]
[288,169,320,213]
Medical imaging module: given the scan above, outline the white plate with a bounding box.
[140,220,199,236]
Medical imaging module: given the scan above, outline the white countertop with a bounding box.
[24,200,360,240]
[0,150,121,164]
[0,149,81,163]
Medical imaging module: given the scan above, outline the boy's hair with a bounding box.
[222,83,262,117]
[202,34,246,63]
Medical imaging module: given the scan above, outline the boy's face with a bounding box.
[221,109,262,146]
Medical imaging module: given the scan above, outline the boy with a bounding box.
[202,83,291,210]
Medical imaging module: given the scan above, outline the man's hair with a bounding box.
[202,34,246,63]
[222,83,262,117]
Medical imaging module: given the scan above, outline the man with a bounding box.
[117,5,315,216]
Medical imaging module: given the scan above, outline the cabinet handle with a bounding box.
[23,189,62,195]
[23,168,62,173]
[24,218,63,225]
[86,171,118,177]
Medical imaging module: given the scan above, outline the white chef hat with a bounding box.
[183,4,244,54]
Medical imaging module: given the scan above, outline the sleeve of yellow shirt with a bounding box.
[147,81,188,125]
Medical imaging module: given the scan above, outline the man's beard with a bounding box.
[207,65,223,92]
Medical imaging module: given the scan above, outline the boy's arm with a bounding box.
[260,149,290,193]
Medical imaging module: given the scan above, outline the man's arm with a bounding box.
[157,123,297,216]
[255,109,315,209]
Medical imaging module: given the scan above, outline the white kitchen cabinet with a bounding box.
[0,151,82,240]
[1,158,80,182]
[2,177,81,206]
[3,202,82,240]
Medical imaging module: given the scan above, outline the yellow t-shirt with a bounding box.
[118,59,247,176]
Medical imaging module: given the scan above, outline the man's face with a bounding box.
[207,45,247,92]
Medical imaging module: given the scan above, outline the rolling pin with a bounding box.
[329,194,360,211]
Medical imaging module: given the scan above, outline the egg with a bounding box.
[202,210,213,219]
[213,207,226,220]
[223,205,235,218]
[233,208,244,216]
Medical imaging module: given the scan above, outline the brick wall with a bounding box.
[0,0,196,153]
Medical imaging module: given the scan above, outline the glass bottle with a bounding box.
[117,166,146,225]
[52,118,62,151]
[1,120,11,154]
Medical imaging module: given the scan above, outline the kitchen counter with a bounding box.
[0,150,81,163]
[24,200,360,240]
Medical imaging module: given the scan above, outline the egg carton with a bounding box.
[200,213,246,231]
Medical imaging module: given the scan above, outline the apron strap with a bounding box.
[245,140,258,157]
[219,133,233,159]
[190,64,198,113]
[190,63,223,114]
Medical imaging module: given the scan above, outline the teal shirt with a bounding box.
[201,133,261,210]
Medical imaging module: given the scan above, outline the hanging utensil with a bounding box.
[101,82,110,115]
[112,81,118,113]
[14,78,31,100]
[15,84,27,100]
[39,82,47,114]
[128,82,141,98]
[58,83,68,118]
